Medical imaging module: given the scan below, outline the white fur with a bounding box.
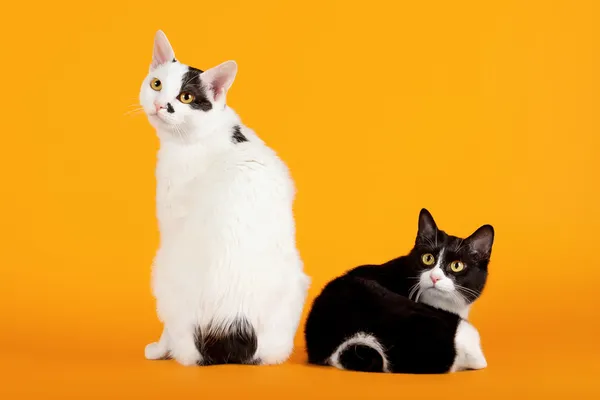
[329,332,390,373]
[417,249,471,319]
[450,320,487,372]
[141,31,309,366]
[415,249,486,373]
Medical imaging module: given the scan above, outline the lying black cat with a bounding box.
[304,209,494,373]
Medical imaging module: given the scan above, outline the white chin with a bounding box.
[149,114,171,126]
[427,287,453,297]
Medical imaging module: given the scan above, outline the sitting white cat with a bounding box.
[140,30,309,366]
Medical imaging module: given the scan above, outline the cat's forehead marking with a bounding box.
[433,248,445,268]
[179,66,212,111]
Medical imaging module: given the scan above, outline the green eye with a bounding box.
[421,253,435,266]
[450,261,465,273]
[150,78,162,91]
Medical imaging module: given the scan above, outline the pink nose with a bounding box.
[154,102,165,112]
[430,274,441,284]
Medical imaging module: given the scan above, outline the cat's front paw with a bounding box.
[145,342,170,360]
[468,352,487,370]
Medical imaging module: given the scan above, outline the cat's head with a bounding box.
[139,30,237,142]
[409,209,494,317]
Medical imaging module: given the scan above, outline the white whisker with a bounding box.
[408,283,420,301]
[455,238,465,253]
[124,108,144,116]
[454,285,481,302]
[455,284,481,296]
[174,124,185,143]
[415,288,423,303]
[419,235,435,248]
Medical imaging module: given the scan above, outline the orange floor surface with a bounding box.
[2,0,600,398]
[3,341,599,399]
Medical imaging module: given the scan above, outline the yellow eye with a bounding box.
[450,261,465,273]
[150,78,162,91]
[421,253,435,266]
[178,92,195,104]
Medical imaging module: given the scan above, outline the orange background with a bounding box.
[1,0,599,398]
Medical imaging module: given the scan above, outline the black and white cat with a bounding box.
[304,209,494,373]
[141,31,309,366]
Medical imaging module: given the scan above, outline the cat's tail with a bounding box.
[329,332,390,373]
[195,318,259,365]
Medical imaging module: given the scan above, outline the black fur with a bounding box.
[338,344,384,372]
[304,209,494,374]
[195,318,258,365]
[180,67,213,111]
[232,125,248,144]
[166,103,174,113]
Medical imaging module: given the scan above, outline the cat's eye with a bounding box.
[150,78,162,91]
[421,253,435,266]
[178,92,195,104]
[450,261,465,273]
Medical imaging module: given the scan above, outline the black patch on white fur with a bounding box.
[195,318,258,365]
[180,67,212,112]
[172,58,177,63]
[338,344,384,372]
[304,208,494,374]
[166,103,174,113]
[232,125,248,143]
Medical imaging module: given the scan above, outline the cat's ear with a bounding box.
[201,60,237,102]
[417,208,438,242]
[151,30,175,70]
[466,225,494,256]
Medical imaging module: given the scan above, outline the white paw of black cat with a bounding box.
[451,320,487,372]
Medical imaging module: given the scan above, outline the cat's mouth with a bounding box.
[149,112,171,124]
[425,286,453,295]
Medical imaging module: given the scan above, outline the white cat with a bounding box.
[140,30,309,367]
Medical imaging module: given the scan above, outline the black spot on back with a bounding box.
[180,67,212,111]
[232,125,248,144]
[195,318,258,365]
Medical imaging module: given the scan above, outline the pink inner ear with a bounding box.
[152,32,174,68]
[202,61,236,101]
[155,47,168,63]
[152,46,170,68]
[210,77,227,100]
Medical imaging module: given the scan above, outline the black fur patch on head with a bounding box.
[166,103,174,113]
[180,67,212,111]
[411,209,494,303]
[232,125,248,144]
[195,318,258,365]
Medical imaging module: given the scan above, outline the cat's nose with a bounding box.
[154,102,165,112]
[430,274,441,284]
